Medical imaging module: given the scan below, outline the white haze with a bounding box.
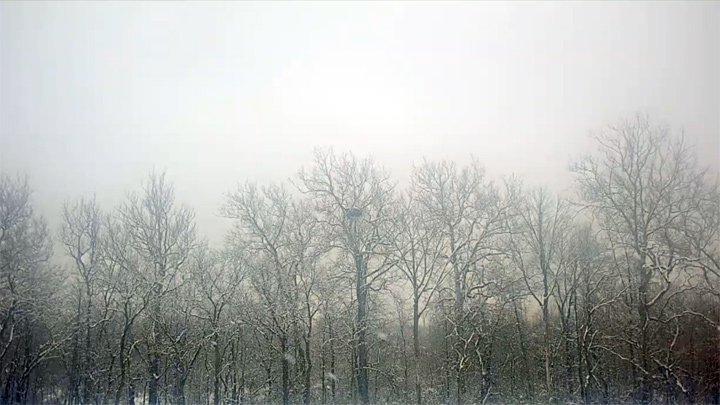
[1,1,718,245]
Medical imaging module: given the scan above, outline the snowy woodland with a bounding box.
[1,115,719,405]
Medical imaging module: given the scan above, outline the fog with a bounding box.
[3,3,720,405]
[2,1,717,245]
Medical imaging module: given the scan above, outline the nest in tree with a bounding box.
[346,207,363,218]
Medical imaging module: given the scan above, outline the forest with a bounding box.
[1,115,719,405]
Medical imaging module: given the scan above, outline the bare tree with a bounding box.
[61,196,105,404]
[388,192,448,404]
[223,182,313,405]
[506,187,574,399]
[189,245,244,405]
[411,159,515,404]
[571,115,708,403]
[296,148,396,405]
[673,174,720,297]
[118,172,197,405]
[286,199,325,405]
[0,175,65,404]
[4,116,720,405]
[102,213,152,405]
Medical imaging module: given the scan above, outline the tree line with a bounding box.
[1,115,719,405]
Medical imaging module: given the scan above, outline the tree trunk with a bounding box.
[148,292,161,405]
[281,335,290,405]
[513,300,533,401]
[450,231,465,405]
[564,328,573,400]
[638,263,651,404]
[573,292,588,405]
[116,326,127,405]
[413,298,421,405]
[351,347,357,404]
[303,300,314,405]
[329,319,336,403]
[173,377,186,405]
[83,281,92,405]
[70,294,81,405]
[148,351,159,405]
[321,329,326,405]
[266,361,272,405]
[303,333,312,405]
[355,253,369,405]
[539,214,553,400]
[443,315,451,404]
[400,320,408,402]
[128,382,135,405]
[543,302,552,399]
[214,337,222,405]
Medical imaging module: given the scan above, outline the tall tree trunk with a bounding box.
[281,335,290,405]
[127,382,135,405]
[148,347,160,405]
[539,213,552,400]
[321,328,326,405]
[173,375,186,405]
[573,291,588,404]
[83,281,92,405]
[450,231,465,405]
[413,297,421,405]
[351,347,357,404]
[148,291,161,405]
[266,361,272,405]
[443,315,451,404]
[355,253,369,405]
[543,300,552,398]
[564,327,573,400]
[513,300,533,401]
[303,329,312,405]
[230,340,238,405]
[214,336,222,405]
[116,326,127,405]
[638,263,651,404]
[70,294,81,405]
[329,319,336,403]
[400,320,408,403]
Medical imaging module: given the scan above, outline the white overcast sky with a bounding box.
[1,1,718,245]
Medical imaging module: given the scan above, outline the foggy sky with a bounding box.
[1,1,718,245]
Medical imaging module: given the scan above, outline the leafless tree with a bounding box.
[506,187,574,399]
[411,159,516,404]
[296,148,396,405]
[388,192,448,404]
[223,182,323,405]
[0,175,66,404]
[61,196,106,404]
[3,115,719,405]
[188,245,244,405]
[118,172,197,405]
[571,115,710,403]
